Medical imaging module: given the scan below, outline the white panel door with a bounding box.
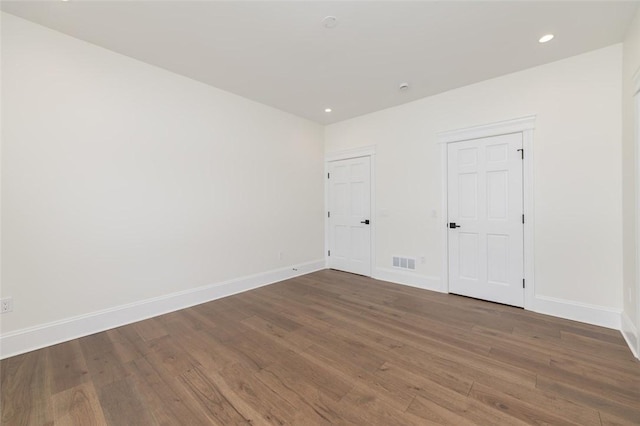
[328,156,371,276]
[448,133,524,307]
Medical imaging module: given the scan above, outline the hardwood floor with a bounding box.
[2,269,639,425]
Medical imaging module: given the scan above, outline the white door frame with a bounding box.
[633,66,640,357]
[325,146,376,276]
[438,116,536,309]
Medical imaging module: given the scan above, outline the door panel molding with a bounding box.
[438,116,536,309]
[324,146,376,276]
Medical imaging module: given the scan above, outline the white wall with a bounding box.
[621,7,640,357]
[0,14,324,338]
[326,45,623,323]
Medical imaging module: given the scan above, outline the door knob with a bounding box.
[449,222,461,228]
[361,220,370,225]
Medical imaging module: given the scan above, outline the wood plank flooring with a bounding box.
[1,269,639,425]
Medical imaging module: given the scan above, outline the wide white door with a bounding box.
[328,156,371,276]
[448,133,524,307]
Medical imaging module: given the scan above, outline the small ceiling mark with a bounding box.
[322,16,338,29]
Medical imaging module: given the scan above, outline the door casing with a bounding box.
[633,67,640,357]
[439,116,536,310]
[325,146,376,277]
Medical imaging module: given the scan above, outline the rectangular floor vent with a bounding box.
[392,256,416,271]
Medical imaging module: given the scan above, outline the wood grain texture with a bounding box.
[2,270,639,425]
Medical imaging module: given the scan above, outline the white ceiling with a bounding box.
[1,1,638,124]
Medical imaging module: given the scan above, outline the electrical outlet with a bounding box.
[1,297,13,314]
[278,251,284,260]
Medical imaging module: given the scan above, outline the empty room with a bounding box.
[1,0,640,424]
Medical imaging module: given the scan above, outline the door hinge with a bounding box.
[328,250,331,257]
[522,214,525,224]
[327,172,330,179]
[328,211,331,218]
[523,278,525,288]
[517,148,524,159]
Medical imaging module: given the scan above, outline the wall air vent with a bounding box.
[392,256,416,271]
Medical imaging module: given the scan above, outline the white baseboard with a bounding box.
[0,259,325,360]
[621,310,639,360]
[373,268,444,293]
[532,295,621,330]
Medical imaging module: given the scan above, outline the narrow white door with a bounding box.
[328,156,372,276]
[447,133,524,307]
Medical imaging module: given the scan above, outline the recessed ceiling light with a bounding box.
[325,108,332,113]
[322,16,338,29]
[539,34,554,43]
